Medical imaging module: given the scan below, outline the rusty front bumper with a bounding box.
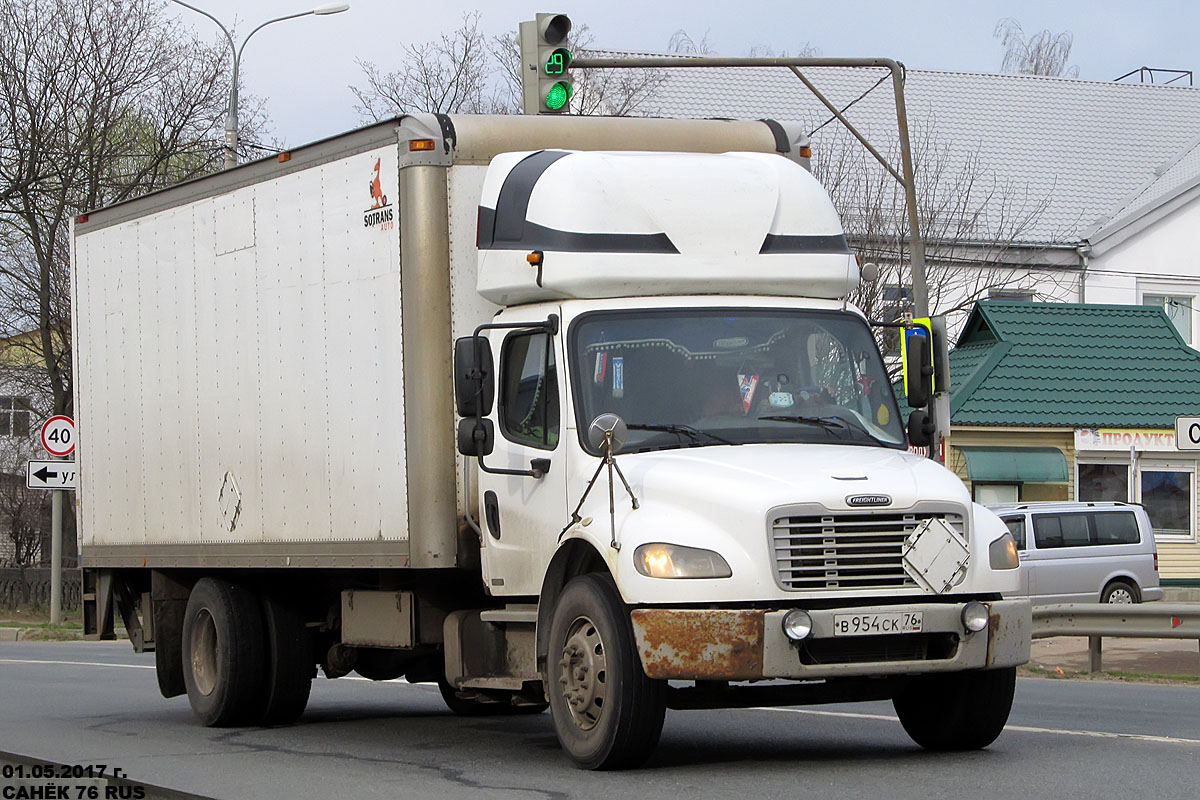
[630,599,1031,681]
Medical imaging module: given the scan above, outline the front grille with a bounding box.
[797,633,959,665]
[771,511,965,591]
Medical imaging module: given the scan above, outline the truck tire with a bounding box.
[546,573,666,770]
[1101,579,1139,604]
[181,578,266,727]
[893,666,1016,751]
[255,594,314,726]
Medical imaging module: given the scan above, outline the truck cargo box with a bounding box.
[72,114,802,569]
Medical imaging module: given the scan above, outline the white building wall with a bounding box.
[1087,198,1200,346]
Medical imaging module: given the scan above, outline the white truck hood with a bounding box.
[618,443,970,515]
[576,442,996,604]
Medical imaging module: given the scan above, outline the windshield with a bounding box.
[569,308,907,454]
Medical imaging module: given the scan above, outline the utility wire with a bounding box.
[808,72,891,137]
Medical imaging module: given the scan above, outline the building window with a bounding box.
[1078,462,1129,502]
[0,396,32,437]
[1077,460,1195,541]
[1142,294,1192,342]
[1140,468,1193,539]
[987,289,1034,303]
[973,483,1019,504]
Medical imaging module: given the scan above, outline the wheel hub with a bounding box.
[558,616,608,731]
[1107,588,1134,603]
[189,607,220,696]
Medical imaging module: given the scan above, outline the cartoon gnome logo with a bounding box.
[363,158,394,228]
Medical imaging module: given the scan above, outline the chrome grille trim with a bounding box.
[770,505,967,591]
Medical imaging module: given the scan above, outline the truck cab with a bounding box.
[455,148,1030,767]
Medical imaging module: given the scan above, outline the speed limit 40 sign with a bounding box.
[41,415,75,456]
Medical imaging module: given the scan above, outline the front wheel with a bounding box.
[893,667,1016,751]
[546,574,666,770]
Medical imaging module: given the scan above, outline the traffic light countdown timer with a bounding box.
[520,13,573,114]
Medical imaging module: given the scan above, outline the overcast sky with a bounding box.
[167,0,1198,147]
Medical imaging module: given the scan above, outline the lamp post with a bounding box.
[170,1,350,169]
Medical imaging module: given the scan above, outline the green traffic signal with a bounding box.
[545,81,572,111]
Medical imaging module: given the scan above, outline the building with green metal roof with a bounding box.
[917,300,1200,582]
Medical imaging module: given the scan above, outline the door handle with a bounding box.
[530,458,551,478]
[484,491,501,540]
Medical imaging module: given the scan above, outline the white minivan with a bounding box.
[988,501,1164,604]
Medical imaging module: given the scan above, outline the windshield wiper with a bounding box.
[626,423,740,447]
[758,414,886,446]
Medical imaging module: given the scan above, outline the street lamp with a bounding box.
[170,1,350,169]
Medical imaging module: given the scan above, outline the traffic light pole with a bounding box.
[568,55,928,319]
[50,482,62,625]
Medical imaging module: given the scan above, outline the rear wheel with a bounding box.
[1102,579,1139,604]
[181,578,266,727]
[255,594,314,726]
[546,574,666,770]
[893,667,1016,751]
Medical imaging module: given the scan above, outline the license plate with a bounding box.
[832,611,923,637]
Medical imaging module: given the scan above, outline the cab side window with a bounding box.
[1002,516,1026,550]
[499,331,559,450]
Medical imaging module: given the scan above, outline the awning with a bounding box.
[956,446,1069,483]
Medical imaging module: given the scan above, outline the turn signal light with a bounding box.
[409,139,436,151]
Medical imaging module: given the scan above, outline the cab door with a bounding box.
[477,317,568,596]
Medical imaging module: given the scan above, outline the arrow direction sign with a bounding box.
[27,460,76,490]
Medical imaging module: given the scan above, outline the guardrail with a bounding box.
[1032,602,1200,673]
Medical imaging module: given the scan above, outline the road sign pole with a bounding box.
[51,483,62,625]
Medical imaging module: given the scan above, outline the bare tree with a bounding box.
[352,11,503,119]
[811,120,1074,366]
[668,29,715,55]
[354,14,665,120]
[0,0,240,419]
[994,18,1080,78]
[0,416,51,590]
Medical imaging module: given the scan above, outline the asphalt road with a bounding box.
[1,641,1197,800]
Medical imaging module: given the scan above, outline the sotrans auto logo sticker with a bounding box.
[363,158,394,230]
[846,494,891,507]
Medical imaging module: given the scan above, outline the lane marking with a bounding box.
[753,706,1200,746]
[0,658,154,670]
[0,658,437,688]
[4,658,1193,746]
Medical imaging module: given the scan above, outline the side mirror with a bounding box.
[907,410,934,447]
[902,325,934,409]
[457,418,495,457]
[587,413,628,455]
[454,336,494,417]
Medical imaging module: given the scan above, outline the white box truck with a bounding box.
[72,113,1031,770]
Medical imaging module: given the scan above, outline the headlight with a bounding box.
[633,543,732,579]
[961,601,990,633]
[782,609,813,641]
[988,532,1020,570]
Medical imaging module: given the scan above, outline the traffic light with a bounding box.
[520,13,573,114]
